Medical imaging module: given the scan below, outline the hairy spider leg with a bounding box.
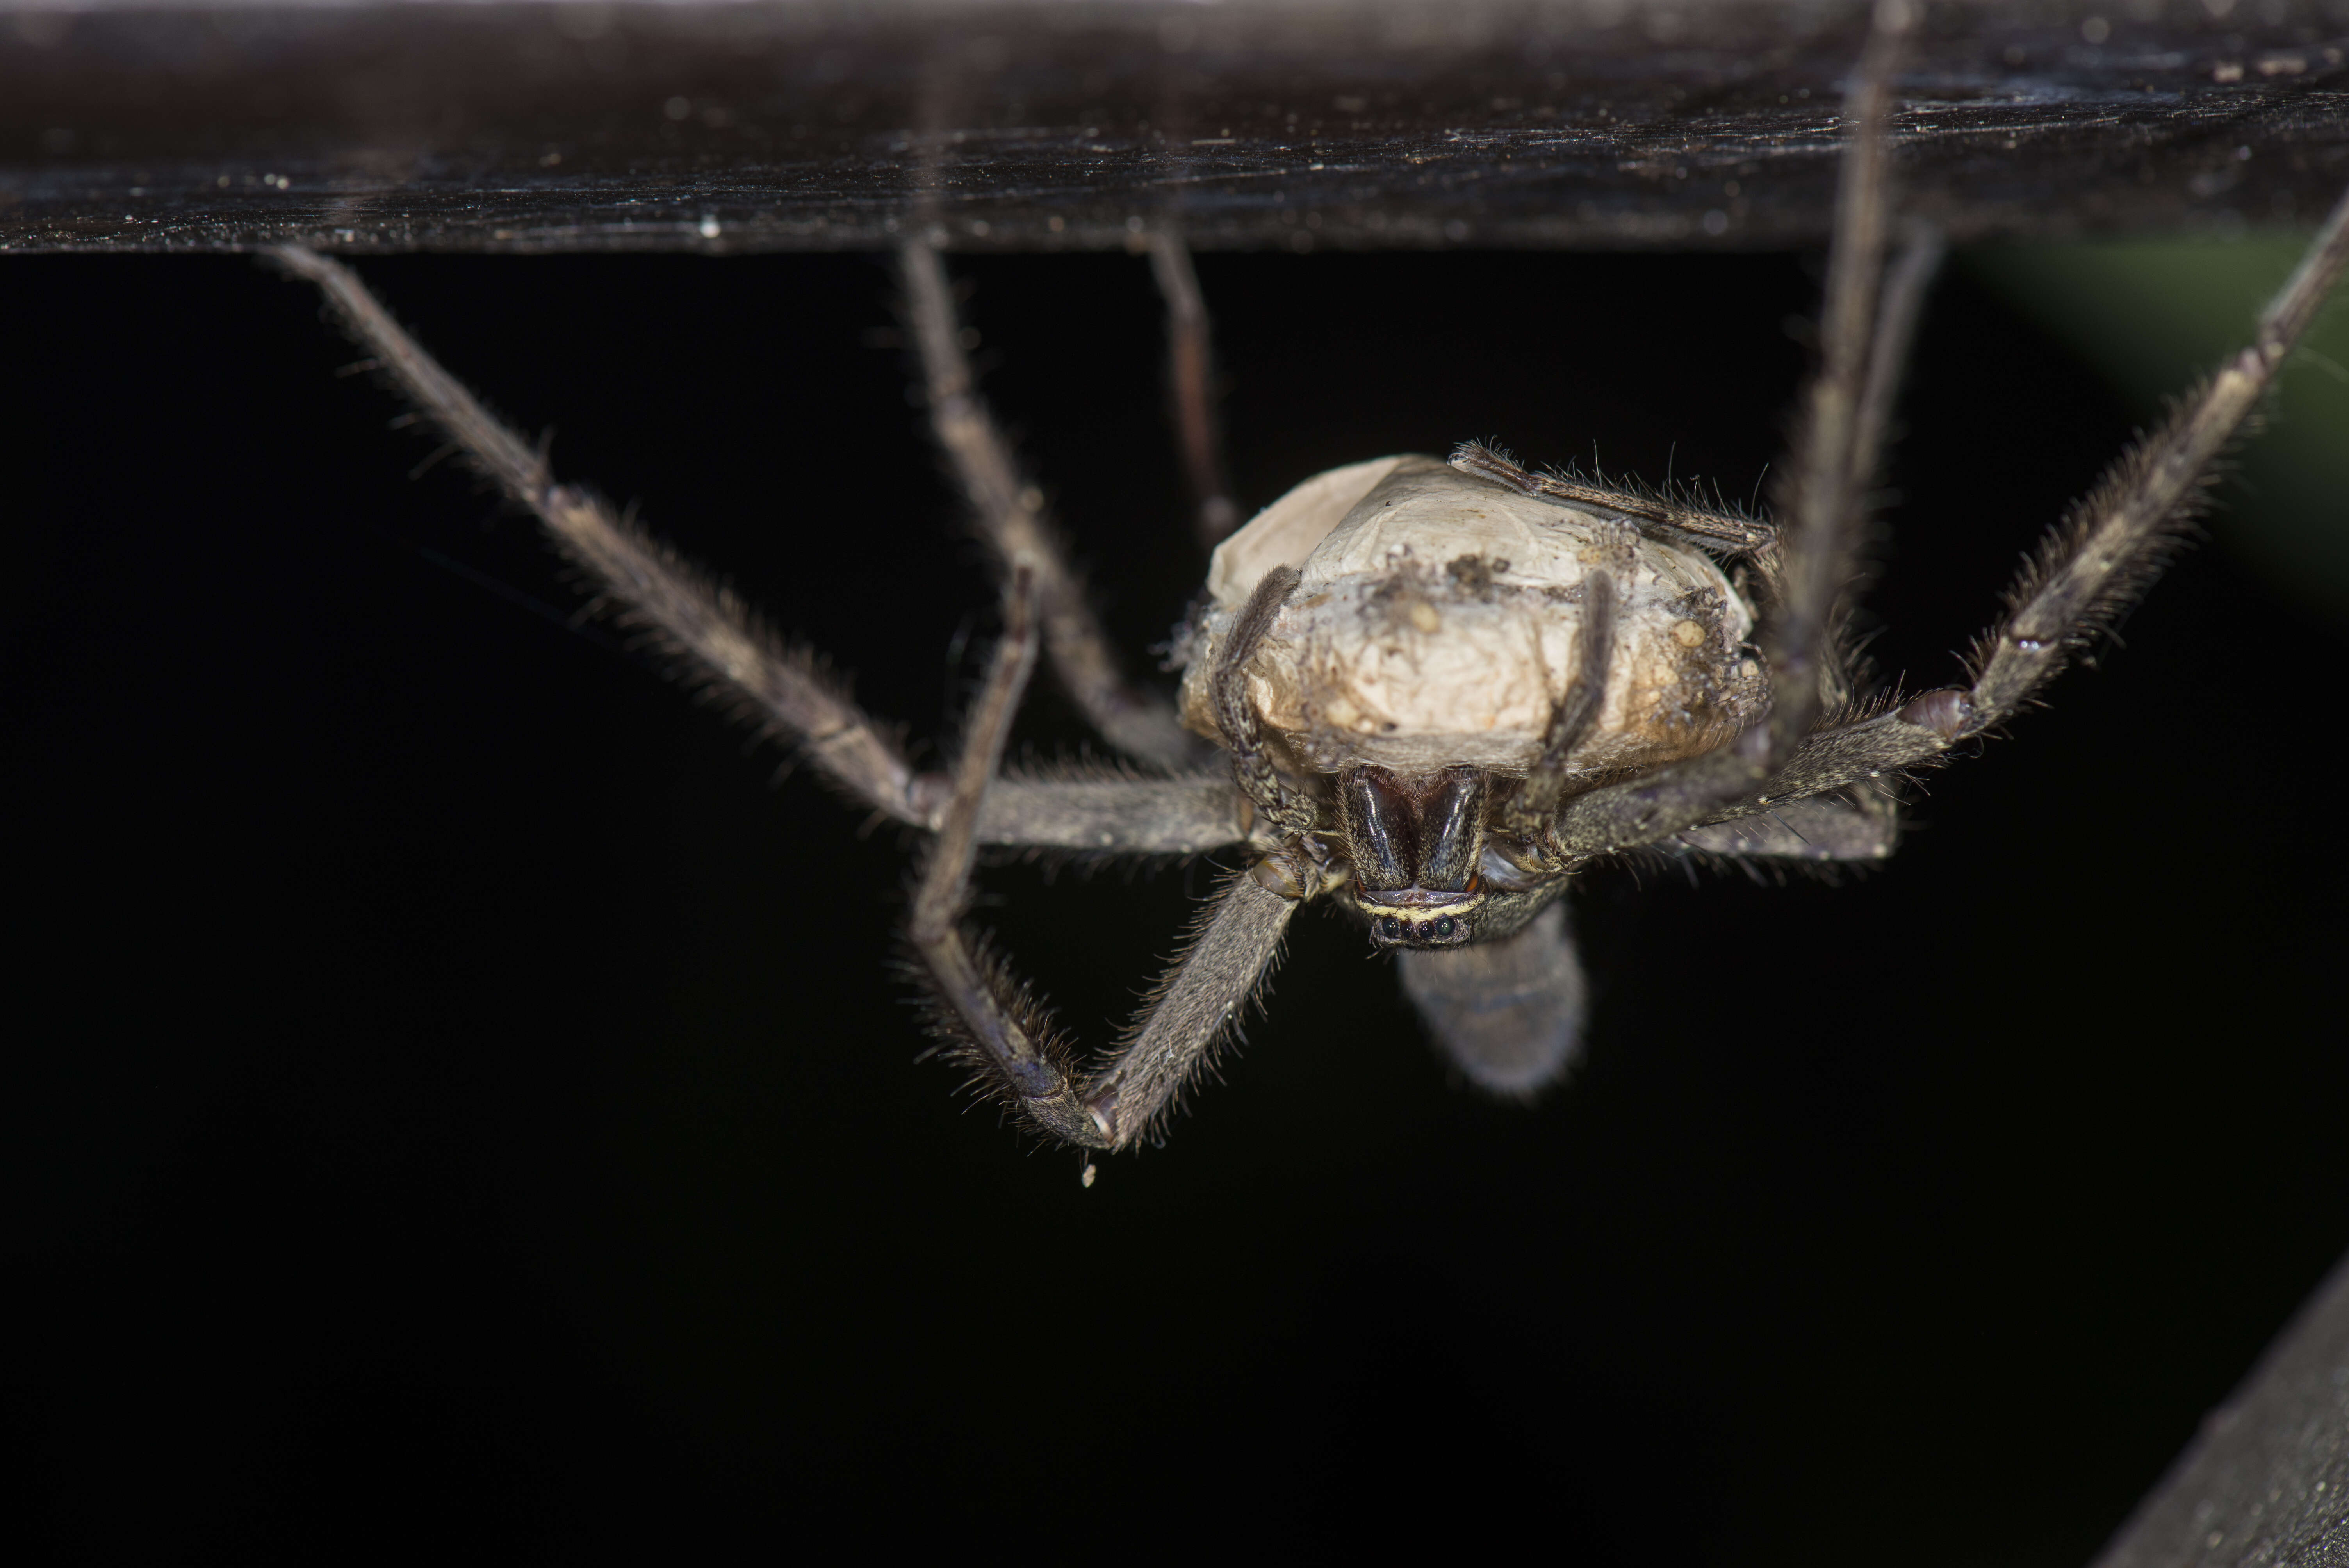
[1449,441,1780,556]
[1145,232,1242,548]
[898,240,1205,771]
[1627,150,2349,830]
[909,571,1298,1151]
[276,245,1253,862]
[1548,0,1930,861]
[1850,222,1948,503]
[1553,0,2349,856]
[269,244,941,830]
[279,244,1306,1150]
[906,569,1105,1147]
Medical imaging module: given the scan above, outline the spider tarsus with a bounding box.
[904,928,1100,1146]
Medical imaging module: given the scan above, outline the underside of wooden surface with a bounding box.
[2,0,2345,253]
[2091,1251,2349,1568]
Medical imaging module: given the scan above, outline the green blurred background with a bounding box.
[1971,234,2349,622]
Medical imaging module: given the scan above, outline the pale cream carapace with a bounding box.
[1177,455,1770,780]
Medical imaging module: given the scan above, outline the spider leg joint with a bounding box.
[1248,846,1344,901]
[1897,687,1975,741]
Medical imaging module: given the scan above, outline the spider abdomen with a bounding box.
[1180,454,1766,779]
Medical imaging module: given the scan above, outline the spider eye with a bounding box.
[1433,916,1456,939]
[1378,917,1401,939]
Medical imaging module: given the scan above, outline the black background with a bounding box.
[8,241,2345,1563]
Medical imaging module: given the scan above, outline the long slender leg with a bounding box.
[1549,0,1919,860]
[289,244,1294,1151]
[1397,901,1586,1098]
[972,771,1248,855]
[1146,233,1241,547]
[1079,868,1296,1147]
[1805,219,1949,725]
[1671,792,1896,864]
[1761,0,1914,761]
[1850,221,1946,499]
[909,572,1298,1151]
[1457,221,1940,754]
[1960,185,2349,732]
[281,244,1254,862]
[898,241,1201,771]
[1451,442,1777,555]
[1670,173,2349,820]
[271,246,934,828]
[909,569,1105,1147]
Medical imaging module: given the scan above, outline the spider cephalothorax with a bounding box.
[272,2,2349,1168]
[1174,450,1773,957]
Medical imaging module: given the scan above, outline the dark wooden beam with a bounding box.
[3,0,2345,254]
